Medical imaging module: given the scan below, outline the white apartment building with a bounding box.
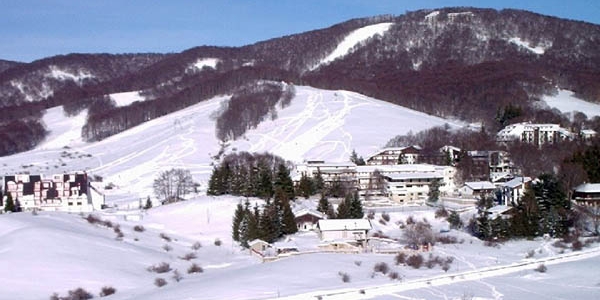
[497,122,572,147]
[365,146,421,165]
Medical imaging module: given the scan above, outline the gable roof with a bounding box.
[503,177,532,189]
[574,183,600,193]
[293,208,325,219]
[317,219,372,231]
[464,181,496,190]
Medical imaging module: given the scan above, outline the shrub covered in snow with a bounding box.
[148,262,172,273]
[99,286,116,297]
[154,278,167,287]
[188,263,204,274]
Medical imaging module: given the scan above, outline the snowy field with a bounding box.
[541,89,600,119]
[0,86,462,203]
[1,196,598,300]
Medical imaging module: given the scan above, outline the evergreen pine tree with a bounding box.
[247,203,260,241]
[297,173,314,199]
[349,191,364,219]
[336,195,350,219]
[313,171,324,194]
[257,165,273,199]
[207,167,221,195]
[144,196,153,209]
[259,203,278,243]
[273,163,295,200]
[232,202,244,242]
[281,199,298,235]
[427,179,441,203]
[317,194,330,214]
[238,214,250,248]
[4,193,15,213]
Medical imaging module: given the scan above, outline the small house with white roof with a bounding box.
[460,181,496,198]
[293,208,325,231]
[572,183,600,206]
[317,219,371,241]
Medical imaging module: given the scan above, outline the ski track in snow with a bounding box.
[276,246,600,300]
[1,86,462,200]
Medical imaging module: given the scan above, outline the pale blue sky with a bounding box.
[1,0,599,62]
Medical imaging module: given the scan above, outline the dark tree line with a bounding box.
[82,66,298,142]
[215,82,295,141]
[0,119,47,156]
[232,196,297,246]
[472,174,573,240]
[207,152,294,200]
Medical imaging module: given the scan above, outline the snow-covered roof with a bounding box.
[293,208,325,219]
[317,219,371,231]
[384,172,442,181]
[574,183,600,193]
[487,205,514,218]
[356,164,435,174]
[248,239,270,246]
[581,129,597,135]
[503,177,532,189]
[464,181,496,190]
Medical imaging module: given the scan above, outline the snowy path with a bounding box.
[276,246,600,299]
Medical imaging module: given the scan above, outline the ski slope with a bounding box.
[0,86,462,201]
[541,89,600,119]
[313,22,394,69]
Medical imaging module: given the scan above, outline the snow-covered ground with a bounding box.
[541,89,600,119]
[1,197,598,300]
[2,84,598,299]
[508,37,548,55]
[0,86,461,202]
[313,22,394,69]
[110,91,146,107]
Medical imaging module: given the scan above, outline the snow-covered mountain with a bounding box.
[2,7,600,157]
[0,86,463,203]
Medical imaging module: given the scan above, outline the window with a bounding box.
[68,202,73,206]
[77,202,82,206]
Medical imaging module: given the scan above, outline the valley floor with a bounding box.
[1,195,598,300]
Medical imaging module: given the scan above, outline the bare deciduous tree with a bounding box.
[153,168,195,202]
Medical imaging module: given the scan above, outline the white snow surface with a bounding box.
[188,58,220,71]
[315,22,393,69]
[541,89,600,119]
[1,86,462,201]
[1,200,599,300]
[47,65,94,82]
[508,37,548,55]
[110,91,146,107]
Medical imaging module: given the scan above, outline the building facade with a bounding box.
[2,172,104,212]
[497,122,572,147]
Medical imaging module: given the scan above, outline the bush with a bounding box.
[148,262,171,273]
[191,241,202,250]
[162,244,173,252]
[406,216,415,225]
[354,260,362,266]
[188,263,204,274]
[381,212,390,222]
[388,271,400,280]
[406,254,424,269]
[133,225,145,232]
[154,278,167,287]
[437,235,459,244]
[338,272,350,283]
[447,211,463,229]
[552,240,568,248]
[180,252,197,260]
[379,219,387,225]
[114,226,124,240]
[85,214,101,224]
[373,262,390,274]
[159,233,172,242]
[435,207,449,218]
[395,252,407,265]
[535,264,547,273]
[54,288,93,300]
[99,286,116,297]
[214,238,222,246]
[367,211,375,220]
[572,240,583,251]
